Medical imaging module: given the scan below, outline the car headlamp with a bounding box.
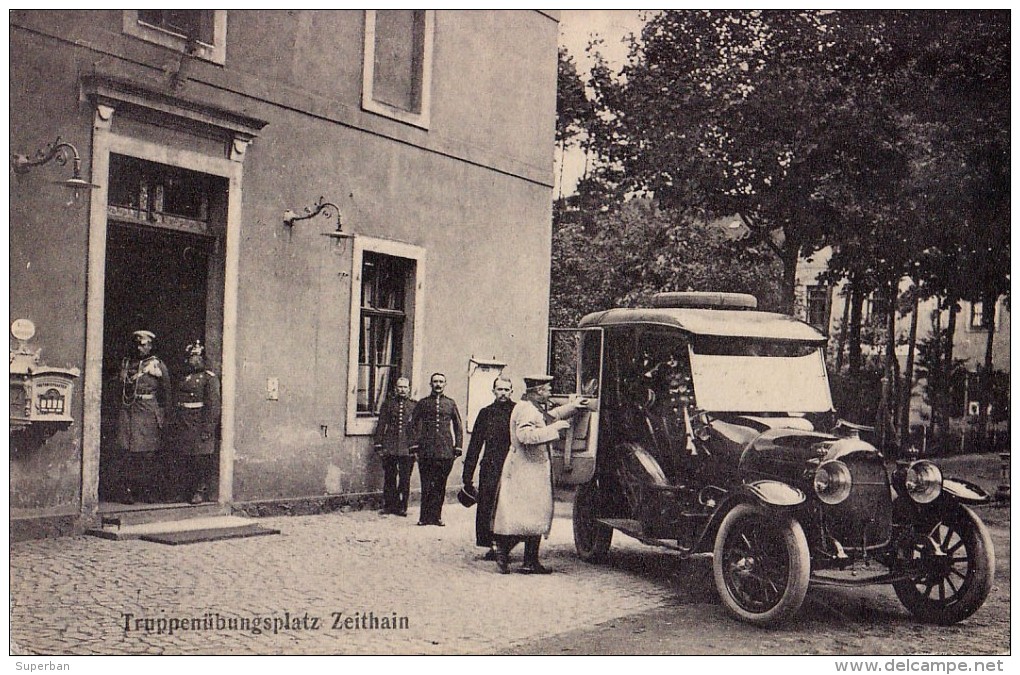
[813,460,852,505]
[904,460,942,504]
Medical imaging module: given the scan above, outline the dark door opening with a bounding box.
[99,221,220,506]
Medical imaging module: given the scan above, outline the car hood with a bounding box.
[702,413,882,484]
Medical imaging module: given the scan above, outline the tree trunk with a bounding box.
[938,300,959,450]
[878,283,898,454]
[929,301,944,439]
[899,289,919,454]
[977,292,997,444]
[780,245,800,315]
[835,284,851,373]
[848,284,864,376]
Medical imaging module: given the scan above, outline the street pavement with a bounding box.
[10,453,1010,656]
[10,498,679,655]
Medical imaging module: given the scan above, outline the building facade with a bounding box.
[10,10,560,538]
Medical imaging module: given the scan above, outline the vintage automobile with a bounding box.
[548,292,994,626]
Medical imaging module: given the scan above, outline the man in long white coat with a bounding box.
[491,374,585,574]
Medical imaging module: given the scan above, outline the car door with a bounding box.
[547,327,604,485]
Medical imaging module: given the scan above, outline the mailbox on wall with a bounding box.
[9,319,80,433]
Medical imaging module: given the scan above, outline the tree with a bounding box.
[877,10,1010,443]
[556,47,596,202]
[550,198,782,327]
[583,10,908,312]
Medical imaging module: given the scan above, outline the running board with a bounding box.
[810,572,914,587]
[596,518,710,557]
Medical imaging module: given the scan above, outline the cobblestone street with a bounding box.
[10,501,678,655]
[10,453,1011,656]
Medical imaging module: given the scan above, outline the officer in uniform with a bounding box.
[117,330,171,503]
[373,376,417,516]
[172,340,221,504]
[411,372,463,526]
[462,376,516,559]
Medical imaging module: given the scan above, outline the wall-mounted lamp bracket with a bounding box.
[283,196,354,249]
[10,137,99,199]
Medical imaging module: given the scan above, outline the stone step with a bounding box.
[95,502,227,527]
[86,515,258,541]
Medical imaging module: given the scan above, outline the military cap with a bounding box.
[523,374,555,390]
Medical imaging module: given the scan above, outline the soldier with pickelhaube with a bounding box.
[117,329,171,503]
[172,340,221,504]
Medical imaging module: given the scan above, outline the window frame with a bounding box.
[356,252,410,418]
[346,236,426,436]
[123,10,227,65]
[968,300,997,332]
[361,9,435,129]
[805,284,831,334]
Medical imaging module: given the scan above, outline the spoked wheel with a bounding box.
[712,504,810,626]
[893,505,994,625]
[573,479,613,563]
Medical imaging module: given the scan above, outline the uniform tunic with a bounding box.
[374,396,417,456]
[173,368,221,455]
[412,394,464,458]
[117,356,171,454]
[493,398,573,537]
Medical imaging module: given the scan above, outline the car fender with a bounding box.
[941,477,992,505]
[692,481,806,553]
[742,480,807,508]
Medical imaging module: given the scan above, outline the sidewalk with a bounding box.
[10,498,676,655]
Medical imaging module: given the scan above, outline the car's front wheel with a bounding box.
[893,505,994,625]
[712,504,810,626]
[573,479,613,563]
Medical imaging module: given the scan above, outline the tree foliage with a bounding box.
[556,47,595,148]
[550,198,782,327]
[583,10,915,311]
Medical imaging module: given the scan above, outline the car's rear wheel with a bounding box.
[893,505,994,625]
[712,504,810,626]
[573,479,613,563]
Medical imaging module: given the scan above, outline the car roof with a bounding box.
[577,307,828,343]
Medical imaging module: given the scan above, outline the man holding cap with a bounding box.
[491,374,585,574]
[462,376,516,560]
[116,329,171,503]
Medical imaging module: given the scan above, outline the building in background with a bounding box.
[796,247,1010,436]
[10,10,559,539]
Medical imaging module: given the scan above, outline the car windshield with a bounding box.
[689,337,833,413]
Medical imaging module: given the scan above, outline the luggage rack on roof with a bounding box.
[650,292,758,310]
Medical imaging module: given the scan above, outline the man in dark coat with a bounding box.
[171,340,221,504]
[411,372,463,526]
[462,376,515,559]
[373,376,416,516]
[116,330,171,503]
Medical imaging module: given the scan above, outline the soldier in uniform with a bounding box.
[373,376,417,516]
[116,330,171,503]
[411,372,463,526]
[172,340,221,504]
[462,376,516,559]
